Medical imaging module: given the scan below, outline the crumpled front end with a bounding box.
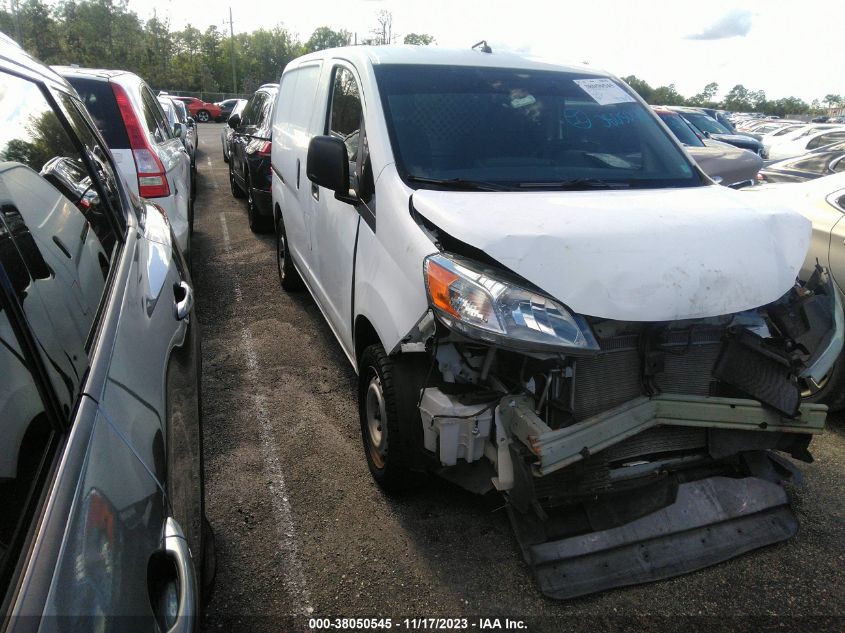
[408,258,842,598]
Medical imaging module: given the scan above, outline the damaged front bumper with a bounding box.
[499,393,827,477]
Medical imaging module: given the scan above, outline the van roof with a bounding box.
[290,45,600,76]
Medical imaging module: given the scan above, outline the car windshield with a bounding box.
[682,111,732,135]
[374,65,700,189]
[657,112,703,147]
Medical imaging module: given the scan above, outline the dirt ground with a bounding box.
[194,124,845,633]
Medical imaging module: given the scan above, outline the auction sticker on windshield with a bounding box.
[574,78,636,105]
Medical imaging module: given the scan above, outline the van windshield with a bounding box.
[373,64,702,190]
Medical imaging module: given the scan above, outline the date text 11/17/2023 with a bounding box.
[307,618,528,630]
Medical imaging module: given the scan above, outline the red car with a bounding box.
[172,96,222,122]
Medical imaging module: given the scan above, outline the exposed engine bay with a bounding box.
[403,261,842,599]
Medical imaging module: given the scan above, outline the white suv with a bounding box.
[56,67,194,258]
[270,46,842,598]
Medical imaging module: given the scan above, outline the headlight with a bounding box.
[424,253,599,351]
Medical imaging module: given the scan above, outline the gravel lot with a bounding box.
[193,124,845,632]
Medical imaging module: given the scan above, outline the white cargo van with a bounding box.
[270,46,842,598]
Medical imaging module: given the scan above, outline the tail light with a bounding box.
[111,83,171,198]
[255,140,272,157]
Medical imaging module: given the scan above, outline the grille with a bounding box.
[571,329,724,421]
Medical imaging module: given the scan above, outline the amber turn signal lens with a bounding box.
[425,259,461,319]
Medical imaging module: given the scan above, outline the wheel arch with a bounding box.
[354,314,382,367]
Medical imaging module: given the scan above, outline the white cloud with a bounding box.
[685,9,753,40]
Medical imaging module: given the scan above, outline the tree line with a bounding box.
[622,75,842,117]
[1,0,836,114]
[0,0,434,95]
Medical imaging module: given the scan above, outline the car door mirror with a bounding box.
[173,122,184,139]
[187,117,195,128]
[702,130,711,139]
[307,135,358,204]
[228,113,241,129]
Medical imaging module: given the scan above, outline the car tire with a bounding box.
[222,145,229,163]
[246,177,272,233]
[358,344,429,493]
[276,212,304,291]
[196,110,210,123]
[229,162,245,199]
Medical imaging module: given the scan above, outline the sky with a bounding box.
[126,0,844,104]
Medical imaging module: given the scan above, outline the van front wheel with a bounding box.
[358,344,428,492]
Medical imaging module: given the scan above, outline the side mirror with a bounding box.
[173,122,184,139]
[187,117,195,128]
[307,135,357,204]
[702,130,711,138]
[228,113,241,129]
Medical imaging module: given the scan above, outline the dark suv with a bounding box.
[228,83,277,232]
[0,37,211,630]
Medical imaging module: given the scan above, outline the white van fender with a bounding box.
[352,167,437,358]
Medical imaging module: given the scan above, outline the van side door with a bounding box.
[274,62,323,278]
[308,63,368,356]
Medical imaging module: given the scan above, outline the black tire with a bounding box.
[246,175,272,233]
[276,211,303,291]
[229,162,245,199]
[222,146,229,163]
[358,344,428,492]
[196,109,210,123]
[801,355,845,412]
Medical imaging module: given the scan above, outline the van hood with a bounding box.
[412,186,810,322]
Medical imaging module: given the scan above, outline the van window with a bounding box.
[327,67,362,161]
[374,65,701,189]
[287,64,321,131]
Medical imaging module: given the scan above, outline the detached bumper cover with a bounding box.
[511,475,796,600]
[500,394,826,477]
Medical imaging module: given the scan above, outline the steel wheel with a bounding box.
[365,373,388,469]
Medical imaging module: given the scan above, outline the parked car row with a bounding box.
[3,25,845,624]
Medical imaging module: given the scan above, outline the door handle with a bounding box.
[311,183,320,201]
[162,517,197,633]
[174,281,193,320]
[296,158,301,189]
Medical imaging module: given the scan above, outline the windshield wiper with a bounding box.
[516,178,631,190]
[406,176,511,192]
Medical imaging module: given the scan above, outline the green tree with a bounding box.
[722,84,751,111]
[305,26,351,53]
[649,84,685,106]
[621,75,653,102]
[688,82,719,107]
[823,94,843,110]
[403,33,435,45]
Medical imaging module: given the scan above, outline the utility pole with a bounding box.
[9,0,22,44]
[227,7,237,94]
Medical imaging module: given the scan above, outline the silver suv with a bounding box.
[0,38,212,630]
